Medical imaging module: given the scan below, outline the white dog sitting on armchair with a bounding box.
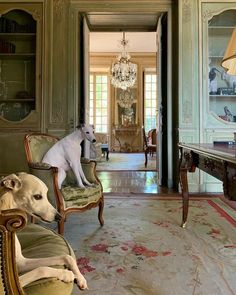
[42,123,96,189]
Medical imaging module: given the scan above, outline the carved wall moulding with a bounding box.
[181,98,193,125]
[204,158,215,172]
[31,9,41,21]
[183,151,192,162]
[182,0,191,24]
[51,101,64,123]
[53,0,65,19]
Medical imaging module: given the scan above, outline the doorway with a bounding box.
[68,3,174,190]
[89,30,160,194]
[90,32,157,152]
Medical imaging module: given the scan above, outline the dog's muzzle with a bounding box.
[55,212,62,222]
[92,139,96,143]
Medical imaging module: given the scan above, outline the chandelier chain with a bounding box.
[111,32,137,91]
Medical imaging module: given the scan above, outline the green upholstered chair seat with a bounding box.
[17,223,74,295]
[61,184,102,208]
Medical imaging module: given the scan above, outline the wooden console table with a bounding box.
[179,143,236,227]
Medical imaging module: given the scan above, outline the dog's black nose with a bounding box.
[55,212,62,222]
[92,139,96,143]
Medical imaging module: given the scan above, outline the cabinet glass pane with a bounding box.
[208,10,236,123]
[0,9,36,122]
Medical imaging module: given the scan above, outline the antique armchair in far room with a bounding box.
[90,133,110,161]
[95,133,110,161]
[142,126,157,167]
[24,133,104,235]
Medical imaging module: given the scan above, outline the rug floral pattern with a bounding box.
[68,198,236,295]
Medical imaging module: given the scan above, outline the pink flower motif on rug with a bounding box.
[116,267,125,273]
[224,244,236,248]
[132,245,158,257]
[153,221,170,227]
[77,257,95,274]
[207,228,221,238]
[162,251,172,256]
[91,243,109,252]
[121,245,129,251]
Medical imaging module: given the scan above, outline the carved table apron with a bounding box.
[178,143,236,227]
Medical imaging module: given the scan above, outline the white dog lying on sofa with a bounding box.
[42,123,96,189]
[0,173,87,289]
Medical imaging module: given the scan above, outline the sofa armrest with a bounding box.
[0,209,27,295]
[29,162,52,170]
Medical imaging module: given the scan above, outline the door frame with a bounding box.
[68,0,174,188]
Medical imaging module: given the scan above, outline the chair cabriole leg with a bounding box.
[98,198,104,226]
[58,218,65,235]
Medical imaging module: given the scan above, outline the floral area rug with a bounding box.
[96,152,156,171]
[66,197,236,295]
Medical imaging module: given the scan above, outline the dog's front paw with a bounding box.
[58,269,75,283]
[75,275,88,290]
[86,182,95,187]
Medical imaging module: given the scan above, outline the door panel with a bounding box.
[156,14,163,184]
[83,16,91,158]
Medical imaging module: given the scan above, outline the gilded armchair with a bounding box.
[24,133,104,235]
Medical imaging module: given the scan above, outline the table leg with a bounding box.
[106,149,109,161]
[144,150,148,167]
[179,167,189,228]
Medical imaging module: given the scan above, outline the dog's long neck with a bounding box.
[73,128,85,144]
[0,188,17,211]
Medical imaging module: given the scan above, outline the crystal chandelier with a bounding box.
[111,32,137,90]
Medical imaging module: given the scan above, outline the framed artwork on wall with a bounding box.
[115,87,137,127]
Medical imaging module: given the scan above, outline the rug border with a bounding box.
[207,199,236,227]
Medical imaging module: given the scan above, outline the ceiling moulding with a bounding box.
[86,13,161,32]
[69,0,173,11]
[90,52,156,56]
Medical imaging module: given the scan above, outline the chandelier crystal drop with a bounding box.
[111,32,137,90]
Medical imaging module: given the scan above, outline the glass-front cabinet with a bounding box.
[0,4,42,130]
[206,9,236,124]
[201,4,236,194]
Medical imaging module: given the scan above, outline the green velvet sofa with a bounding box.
[0,209,75,295]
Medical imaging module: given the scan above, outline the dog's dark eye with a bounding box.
[86,131,89,134]
[33,194,42,200]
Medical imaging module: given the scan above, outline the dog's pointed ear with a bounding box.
[76,122,85,129]
[0,174,22,191]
